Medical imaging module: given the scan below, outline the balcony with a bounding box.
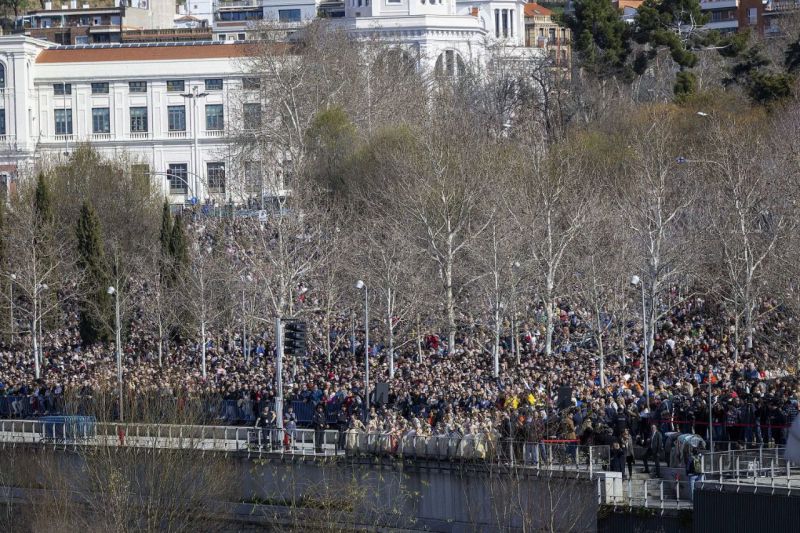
[129,131,150,139]
[700,0,738,9]
[203,129,225,137]
[91,133,111,141]
[54,134,74,142]
[764,0,800,10]
[167,131,187,139]
[0,134,16,150]
[704,19,739,30]
[214,0,260,8]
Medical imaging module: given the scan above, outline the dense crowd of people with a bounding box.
[1,215,798,474]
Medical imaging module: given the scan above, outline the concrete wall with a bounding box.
[0,446,598,532]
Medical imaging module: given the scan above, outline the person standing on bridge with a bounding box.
[313,403,328,453]
[255,406,276,450]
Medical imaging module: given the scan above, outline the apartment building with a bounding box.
[0,35,266,204]
[16,0,176,45]
[523,2,570,66]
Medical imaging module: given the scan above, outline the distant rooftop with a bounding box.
[35,40,258,63]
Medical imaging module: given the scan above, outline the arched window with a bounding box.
[0,63,5,90]
[435,50,466,79]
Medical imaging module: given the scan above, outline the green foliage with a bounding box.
[75,201,112,344]
[159,200,173,260]
[305,106,358,197]
[725,43,794,106]
[565,0,631,75]
[785,33,800,73]
[633,0,706,69]
[49,144,160,252]
[747,71,794,105]
[716,30,750,59]
[168,215,189,282]
[34,173,53,227]
[674,70,698,100]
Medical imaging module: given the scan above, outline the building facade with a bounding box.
[16,0,176,45]
[523,2,570,65]
[0,36,256,204]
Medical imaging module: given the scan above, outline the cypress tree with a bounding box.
[76,201,112,344]
[159,200,173,259]
[34,173,53,227]
[168,214,189,282]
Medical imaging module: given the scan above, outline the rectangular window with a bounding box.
[168,105,186,131]
[748,7,757,25]
[0,110,5,136]
[53,83,71,96]
[91,82,109,94]
[278,9,301,22]
[92,108,110,134]
[167,164,188,194]
[244,161,262,195]
[129,81,147,93]
[54,108,72,135]
[205,104,224,131]
[130,106,148,133]
[243,103,261,129]
[207,162,225,194]
[205,78,223,91]
[242,77,261,90]
[166,80,185,92]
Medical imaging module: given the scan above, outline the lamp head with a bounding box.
[355,280,365,290]
[107,286,116,295]
[630,275,640,286]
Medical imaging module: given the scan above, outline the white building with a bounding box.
[0,35,256,204]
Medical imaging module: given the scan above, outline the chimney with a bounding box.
[70,0,77,8]
[470,6,479,16]
[44,0,52,9]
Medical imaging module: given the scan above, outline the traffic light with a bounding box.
[283,320,307,357]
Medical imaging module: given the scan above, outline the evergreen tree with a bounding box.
[76,201,112,344]
[168,214,189,282]
[565,0,632,76]
[159,200,173,259]
[34,173,53,227]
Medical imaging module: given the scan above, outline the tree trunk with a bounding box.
[387,288,394,380]
[446,258,456,353]
[201,321,207,379]
[493,305,500,378]
[416,313,423,364]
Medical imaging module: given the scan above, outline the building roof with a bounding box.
[524,2,553,18]
[614,0,644,9]
[35,41,256,63]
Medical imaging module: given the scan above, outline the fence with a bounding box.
[0,395,64,418]
[699,446,800,482]
[601,477,695,510]
[0,420,611,470]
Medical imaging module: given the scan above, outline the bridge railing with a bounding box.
[0,421,610,469]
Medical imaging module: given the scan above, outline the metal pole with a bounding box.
[242,287,248,365]
[115,290,123,422]
[275,317,284,430]
[708,367,714,452]
[641,280,650,412]
[364,287,370,423]
[8,276,13,343]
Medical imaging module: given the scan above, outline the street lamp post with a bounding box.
[107,286,123,422]
[356,280,369,423]
[181,86,209,201]
[631,275,651,413]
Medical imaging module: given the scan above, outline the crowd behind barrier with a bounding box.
[1,216,800,480]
